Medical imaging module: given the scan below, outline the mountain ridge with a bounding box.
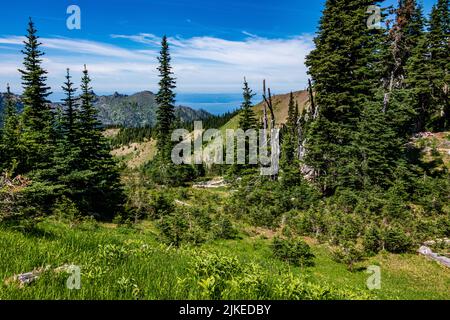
[0,90,212,127]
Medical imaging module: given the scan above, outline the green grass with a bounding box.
[0,217,448,300]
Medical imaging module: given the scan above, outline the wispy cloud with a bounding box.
[242,31,259,38]
[0,33,314,99]
[110,33,161,47]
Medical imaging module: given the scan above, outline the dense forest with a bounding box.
[0,0,449,300]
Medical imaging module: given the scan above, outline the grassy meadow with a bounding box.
[1,187,448,300]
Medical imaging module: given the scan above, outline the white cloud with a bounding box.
[0,33,314,99]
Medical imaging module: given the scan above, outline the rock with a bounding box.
[418,245,450,268]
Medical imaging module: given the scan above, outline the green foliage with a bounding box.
[363,225,383,255]
[148,191,175,219]
[238,79,257,131]
[145,157,198,187]
[156,36,176,160]
[17,18,54,174]
[272,237,315,267]
[383,226,414,253]
[304,0,385,194]
[330,242,364,272]
[189,251,368,300]
[0,85,20,173]
[52,196,81,227]
[212,215,238,240]
[227,177,319,228]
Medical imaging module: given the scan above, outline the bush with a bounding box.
[272,237,315,267]
[331,242,364,271]
[212,215,238,240]
[157,210,189,247]
[145,158,197,187]
[363,225,383,255]
[52,196,81,227]
[149,192,175,219]
[383,227,414,253]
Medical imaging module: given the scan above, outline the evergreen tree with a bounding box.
[61,68,79,145]
[238,79,257,131]
[18,18,54,173]
[155,36,176,160]
[282,92,299,166]
[384,1,429,133]
[287,92,298,134]
[0,85,20,172]
[281,93,302,186]
[404,17,434,132]
[304,0,385,193]
[75,65,125,219]
[384,0,426,95]
[428,0,449,130]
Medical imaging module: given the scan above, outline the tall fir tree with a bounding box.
[53,69,83,201]
[281,93,302,186]
[238,79,257,131]
[384,0,425,96]
[282,92,299,166]
[75,65,125,219]
[0,85,20,173]
[403,5,434,132]
[61,68,79,145]
[383,0,429,135]
[304,0,385,193]
[428,0,449,130]
[18,18,54,173]
[155,36,176,161]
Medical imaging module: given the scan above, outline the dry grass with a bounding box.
[111,139,157,169]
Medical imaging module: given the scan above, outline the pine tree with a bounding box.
[282,92,299,166]
[238,79,257,131]
[280,93,302,186]
[428,0,449,130]
[0,84,20,172]
[383,0,429,134]
[384,0,425,96]
[76,65,125,219]
[404,9,434,132]
[304,0,385,193]
[155,36,176,160]
[18,18,54,173]
[61,68,79,145]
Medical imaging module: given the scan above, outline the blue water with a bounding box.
[177,93,258,115]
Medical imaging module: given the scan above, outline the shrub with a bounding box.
[383,227,414,253]
[212,215,238,240]
[149,192,175,219]
[363,225,383,255]
[52,196,81,227]
[272,237,315,267]
[157,210,189,247]
[331,242,364,271]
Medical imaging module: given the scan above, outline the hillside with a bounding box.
[0,91,211,127]
[92,91,211,127]
[221,90,309,131]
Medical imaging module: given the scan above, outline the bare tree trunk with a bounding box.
[262,80,278,180]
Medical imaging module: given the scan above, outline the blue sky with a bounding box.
[0,0,436,112]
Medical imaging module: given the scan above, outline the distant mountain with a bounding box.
[0,91,212,127]
[89,91,212,127]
